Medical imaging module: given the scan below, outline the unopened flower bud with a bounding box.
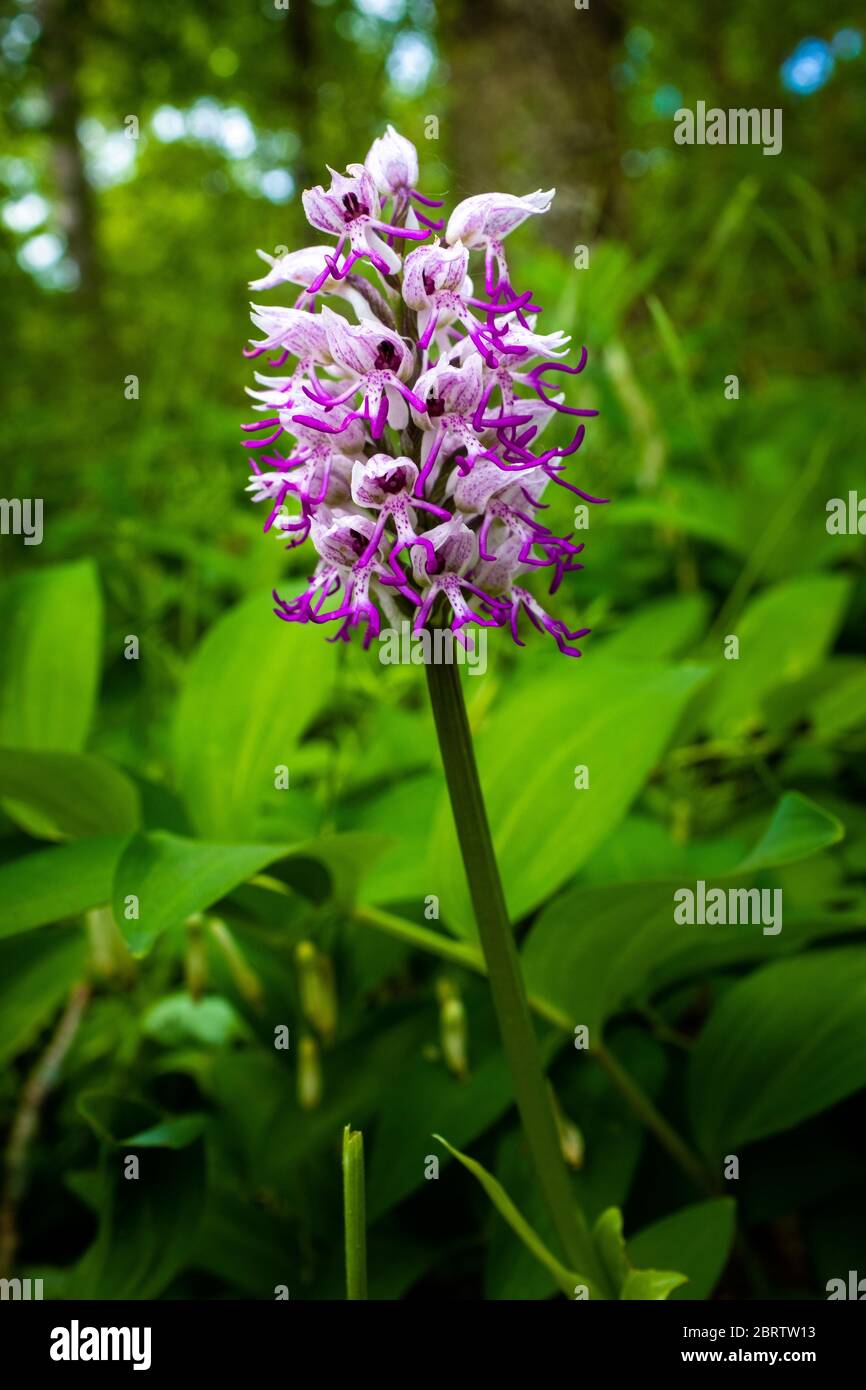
[208,917,265,1013]
[184,914,208,1001]
[550,1085,584,1169]
[437,979,469,1080]
[296,941,338,1043]
[297,1035,323,1111]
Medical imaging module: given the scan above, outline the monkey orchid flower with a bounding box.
[243,128,606,657]
[446,189,554,294]
[301,163,430,292]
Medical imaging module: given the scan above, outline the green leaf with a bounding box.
[689,947,866,1161]
[621,1269,689,1300]
[0,925,87,1064]
[811,661,866,739]
[141,993,249,1047]
[77,1092,206,1149]
[122,1115,207,1149]
[0,836,127,938]
[434,1134,593,1298]
[593,1208,631,1290]
[0,748,140,840]
[69,1140,205,1298]
[593,1206,687,1301]
[0,560,102,752]
[112,832,301,956]
[600,593,710,662]
[78,1093,159,1145]
[627,1199,736,1301]
[736,791,844,872]
[701,575,850,737]
[522,792,849,1036]
[172,592,338,840]
[429,662,708,937]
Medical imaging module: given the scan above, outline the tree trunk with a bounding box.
[437,0,624,249]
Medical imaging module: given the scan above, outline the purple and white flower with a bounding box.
[243,130,605,655]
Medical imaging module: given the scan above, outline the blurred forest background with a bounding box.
[1,0,865,1301]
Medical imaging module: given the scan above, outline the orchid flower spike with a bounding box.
[243,132,604,656]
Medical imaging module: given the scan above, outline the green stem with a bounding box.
[342,1124,367,1300]
[425,660,605,1288]
[592,1041,716,1195]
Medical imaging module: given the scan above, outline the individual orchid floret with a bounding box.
[446,189,554,294]
[350,454,450,578]
[413,570,507,641]
[402,239,474,349]
[365,125,444,231]
[411,354,537,497]
[246,304,333,363]
[365,125,419,199]
[301,508,419,647]
[250,244,381,321]
[294,306,425,440]
[301,163,430,292]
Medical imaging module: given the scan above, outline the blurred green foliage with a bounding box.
[0,0,864,1300]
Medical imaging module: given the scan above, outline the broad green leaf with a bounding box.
[811,661,866,739]
[606,483,745,554]
[689,947,866,1161]
[627,1199,736,1301]
[172,592,338,839]
[621,1269,689,1300]
[701,575,850,737]
[429,662,708,937]
[0,835,126,938]
[0,748,140,840]
[0,560,102,751]
[0,925,87,1064]
[112,832,300,955]
[594,1206,687,1301]
[351,773,439,906]
[600,593,710,662]
[69,1140,205,1299]
[435,1134,594,1298]
[112,830,375,955]
[736,791,844,872]
[78,1092,206,1149]
[522,792,849,1036]
[123,1115,207,1148]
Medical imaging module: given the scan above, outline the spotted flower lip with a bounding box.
[244,128,605,657]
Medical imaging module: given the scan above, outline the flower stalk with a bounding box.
[425,658,605,1288]
[342,1124,367,1300]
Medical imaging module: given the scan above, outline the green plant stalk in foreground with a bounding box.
[425,659,608,1292]
[342,1124,367,1300]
